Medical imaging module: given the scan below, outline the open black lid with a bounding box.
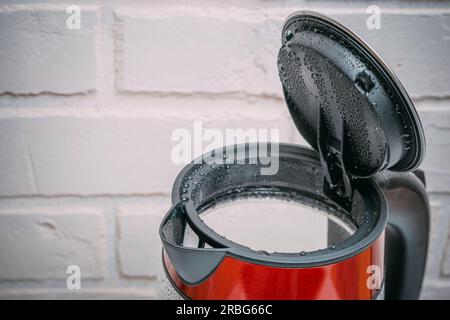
[278,11,425,184]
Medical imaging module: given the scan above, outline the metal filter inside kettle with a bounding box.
[159,11,429,300]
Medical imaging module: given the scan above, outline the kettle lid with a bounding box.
[278,11,425,181]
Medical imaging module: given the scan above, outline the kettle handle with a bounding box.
[374,170,430,300]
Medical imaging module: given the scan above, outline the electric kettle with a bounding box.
[159,11,429,300]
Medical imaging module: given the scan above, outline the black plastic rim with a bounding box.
[170,143,388,267]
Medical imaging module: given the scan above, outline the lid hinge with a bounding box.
[318,104,353,211]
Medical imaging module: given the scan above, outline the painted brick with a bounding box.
[0,7,96,94]
[333,12,450,98]
[424,199,447,281]
[0,207,106,280]
[442,239,450,276]
[421,281,450,300]
[440,203,450,276]
[0,108,290,196]
[116,9,450,98]
[0,288,156,300]
[116,202,169,278]
[116,13,280,96]
[419,109,450,193]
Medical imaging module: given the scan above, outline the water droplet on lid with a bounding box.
[285,29,294,41]
[400,133,410,139]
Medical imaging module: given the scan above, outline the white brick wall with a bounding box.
[0,1,450,299]
[0,207,106,280]
[116,204,169,279]
[0,6,97,94]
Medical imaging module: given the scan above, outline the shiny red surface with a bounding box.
[164,233,384,300]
